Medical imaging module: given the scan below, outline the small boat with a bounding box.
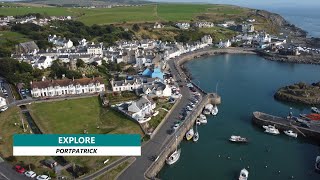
[193,124,199,142]
[166,149,181,165]
[193,132,199,142]
[315,156,320,172]
[311,107,320,114]
[264,125,280,135]
[229,135,248,143]
[211,105,218,116]
[196,119,201,125]
[203,104,213,115]
[186,128,194,140]
[284,130,298,138]
[199,118,207,124]
[166,137,181,165]
[199,114,207,120]
[262,125,275,130]
[238,168,249,180]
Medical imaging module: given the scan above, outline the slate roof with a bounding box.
[31,77,104,89]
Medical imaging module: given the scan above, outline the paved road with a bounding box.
[117,59,196,180]
[0,162,29,180]
[79,157,132,180]
[0,77,15,104]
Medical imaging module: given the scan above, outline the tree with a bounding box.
[132,24,140,32]
[76,59,85,68]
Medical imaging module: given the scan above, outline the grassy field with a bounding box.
[0,31,30,44]
[26,96,143,175]
[28,96,143,135]
[0,107,58,177]
[0,4,250,25]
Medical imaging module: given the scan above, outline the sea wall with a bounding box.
[144,94,217,179]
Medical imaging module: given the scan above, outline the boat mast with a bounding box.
[215,82,219,95]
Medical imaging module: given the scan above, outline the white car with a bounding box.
[25,171,36,178]
[0,106,8,112]
[173,123,180,130]
[36,175,51,180]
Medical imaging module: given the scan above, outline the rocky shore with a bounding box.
[274,82,320,105]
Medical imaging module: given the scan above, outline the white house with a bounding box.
[110,77,161,92]
[201,35,213,45]
[48,35,73,49]
[142,83,172,97]
[127,96,156,123]
[154,22,164,29]
[35,56,53,69]
[176,22,190,30]
[30,77,105,98]
[0,97,7,108]
[87,43,103,55]
[218,40,231,48]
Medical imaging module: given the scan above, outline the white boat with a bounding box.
[284,130,298,138]
[203,104,213,115]
[211,105,218,116]
[199,118,207,124]
[229,135,248,143]
[193,124,199,142]
[199,114,207,120]
[264,126,280,135]
[311,107,320,114]
[238,168,249,180]
[193,132,199,142]
[166,136,181,165]
[186,128,194,140]
[315,156,320,171]
[166,149,181,165]
[262,125,275,130]
[196,119,201,125]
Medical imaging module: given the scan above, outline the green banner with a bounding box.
[13,134,141,146]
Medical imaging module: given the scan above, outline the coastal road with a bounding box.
[117,59,195,180]
[0,161,29,180]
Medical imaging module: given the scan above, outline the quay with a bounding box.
[118,47,221,180]
[252,111,320,141]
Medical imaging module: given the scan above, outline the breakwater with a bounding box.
[252,111,320,141]
[145,93,220,179]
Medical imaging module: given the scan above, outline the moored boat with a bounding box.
[211,105,218,116]
[193,132,199,142]
[166,149,181,165]
[203,104,213,115]
[284,130,298,138]
[238,168,249,180]
[311,107,320,114]
[315,156,320,172]
[229,135,248,143]
[264,125,280,135]
[186,128,194,140]
[196,119,201,125]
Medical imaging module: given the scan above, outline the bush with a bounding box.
[5,156,17,162]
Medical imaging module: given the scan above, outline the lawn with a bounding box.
[27,96,143,135]
[0,31,30,44]
[148,98,173,130]
[0,107,56,178]
[26,96,143,175]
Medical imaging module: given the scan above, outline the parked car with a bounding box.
[36,175,51,180]
[0,106,8,112]
[15,165,25,174]
[25,171,37,178]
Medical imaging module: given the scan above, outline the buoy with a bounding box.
[265,165,268,168]
[227,156,230,159]
[218,155,221,157]
[247,166,250,169]
[291,176,294,179]
[278,170,281,174]
[240,158,242,161]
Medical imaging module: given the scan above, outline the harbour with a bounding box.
[160,54,320,180]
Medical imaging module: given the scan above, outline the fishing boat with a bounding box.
[264,125,280,135]
[311,107,320,114]
[284,130,298,138]
[211,105,218,116]
[302,113,320,121]
[199,114,207,120]
[262,125,275,130]
[229,135,248,143]
[185,128,194,140]
[238,168,249,180]
[315,156,320,172]
[166,137,181,165]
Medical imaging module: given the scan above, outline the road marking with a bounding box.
[0,172,10,180]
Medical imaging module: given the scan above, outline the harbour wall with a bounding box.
[144,94,219,179]
[252,111,320,141]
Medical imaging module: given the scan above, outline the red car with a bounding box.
[15,165,25,174]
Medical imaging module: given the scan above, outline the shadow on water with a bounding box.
[19,105,42,134]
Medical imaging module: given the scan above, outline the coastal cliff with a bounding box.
[274,82,320,105]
